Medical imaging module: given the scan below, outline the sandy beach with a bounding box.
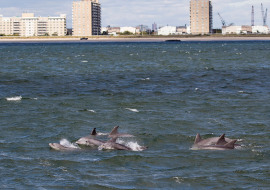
[1,36,270,43]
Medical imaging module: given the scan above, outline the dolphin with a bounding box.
[75,128,105,147]
[192,134,239,150]
[108,126,135,138]
[98,137,132,151]
[49,143,81,151]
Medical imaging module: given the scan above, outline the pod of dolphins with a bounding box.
[49,126,147,151]
[49,126,241,151]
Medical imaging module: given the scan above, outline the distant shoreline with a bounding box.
[1,36,270,43]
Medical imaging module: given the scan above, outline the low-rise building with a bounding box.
[252,26,269,34]
[158,26,176,35]
[0,13,66,36]
[222,25,269,35]
[120,27,137,34]
[176,26,188,35]
[222,26,242,35]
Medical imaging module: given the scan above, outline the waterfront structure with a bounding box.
[190,0,213,35]
[72,0,101,36]
[0,13,66,36]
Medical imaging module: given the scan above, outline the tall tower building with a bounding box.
[190,0,213,35]
[72,0,101,36]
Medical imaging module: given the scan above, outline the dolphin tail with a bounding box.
[216,134,226,145]
[91,128,97,136]
[224,140,237,149]
[194,134,202,144]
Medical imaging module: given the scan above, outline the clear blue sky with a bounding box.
[0,0,269,28]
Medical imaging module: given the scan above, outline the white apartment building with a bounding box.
[0,13,66,37]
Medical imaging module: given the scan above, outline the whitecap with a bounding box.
[141,78,150,81]
[6,96,22,101]
[60,139,80,149]
[125,108,139,113]
[87,109,96,113]
[81,60,88,63]
[173,177,184,184]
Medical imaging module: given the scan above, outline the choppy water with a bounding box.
[0,41,270,189]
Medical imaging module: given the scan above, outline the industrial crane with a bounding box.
[218,13,226,27]
[261,3,268,26]
[218,13,234,27]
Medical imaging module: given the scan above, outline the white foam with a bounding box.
[6,96,22,101]
[81,60,88,63]
[60,139,80,149]
[125,108,139,113]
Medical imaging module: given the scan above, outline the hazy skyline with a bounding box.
[0,0,269,28]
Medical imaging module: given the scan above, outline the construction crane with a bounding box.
[261,3,268,26]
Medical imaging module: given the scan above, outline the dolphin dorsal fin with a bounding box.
[194,134,202,144]
[224,140,237,149]
[216,134,226,145]
[109,126,119,136]
[91,128,97,136]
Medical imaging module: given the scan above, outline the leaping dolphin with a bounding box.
[192,134,239,150]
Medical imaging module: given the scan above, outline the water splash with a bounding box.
[117,139,146,152]
[60,139,80,149]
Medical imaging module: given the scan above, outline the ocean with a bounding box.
[0,41,269,189]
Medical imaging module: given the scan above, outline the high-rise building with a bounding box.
[0,13,66,37]
[190,0,213,35]
[152,22,157,32]
[72,0,101,36]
